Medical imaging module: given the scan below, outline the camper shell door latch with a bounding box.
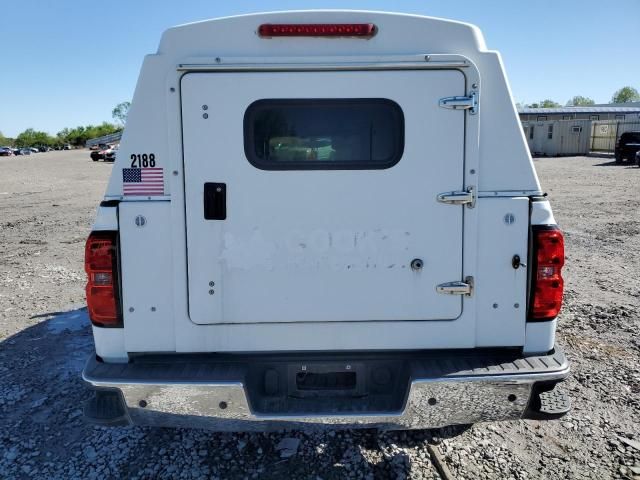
[439,92,478,114]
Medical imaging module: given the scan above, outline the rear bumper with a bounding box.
[82,346,570,431]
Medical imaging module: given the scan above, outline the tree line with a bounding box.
[0,102,130,148]
[522,86,639,109]
[0,123,122,149]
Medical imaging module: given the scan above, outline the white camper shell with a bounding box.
[83,11,570,431]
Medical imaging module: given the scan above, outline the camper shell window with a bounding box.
[244,99,404,170]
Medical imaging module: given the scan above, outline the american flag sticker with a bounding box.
[122,168,164,196]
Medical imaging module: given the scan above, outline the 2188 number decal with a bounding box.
[130,153,156,168]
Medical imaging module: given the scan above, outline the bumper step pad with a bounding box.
[538,387,571,416]
[523,384,571,420]
[84,390,129,426]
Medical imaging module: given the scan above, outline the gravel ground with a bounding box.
[1,151,639,479]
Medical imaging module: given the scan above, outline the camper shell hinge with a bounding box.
[436,276,474,296]
[438,92,478,114]
[437,186,475,208]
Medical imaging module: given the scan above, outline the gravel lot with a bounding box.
[1,150,639,479]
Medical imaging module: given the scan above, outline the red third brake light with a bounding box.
[258,23,377,38]
[529,226,565,321]
[85,231,122,327]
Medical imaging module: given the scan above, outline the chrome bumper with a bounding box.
[82,347,570,431]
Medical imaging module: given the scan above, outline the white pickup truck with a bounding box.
[82,11,570,430]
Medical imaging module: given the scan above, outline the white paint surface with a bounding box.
[119,202,176,352]
[182,70,465,325]
[90,11,559,354]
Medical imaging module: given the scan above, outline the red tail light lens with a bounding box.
[258,23,377,38]
[529,226,565,320]
[85,231,122,327]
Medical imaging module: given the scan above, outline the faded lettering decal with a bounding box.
[220,229,411,271]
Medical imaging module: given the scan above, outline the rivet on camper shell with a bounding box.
[172,170,179,176]
[472,83,478,89]
[209,289,215,295]
[219,401,227,409]
[169,87,175,92]
[215,57,221,63]
[493,303,499,309]
[428,397,437,406]
[139,400,147,408]
[514,303,520,309]
[424,55,431,62]
[202,113,209,119]
[209,281,215,287]
[151,307,156,312]
[202,105,208,110]
[470,169,476,174]
[129,307,135,313]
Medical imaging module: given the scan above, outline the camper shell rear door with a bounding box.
[181,68,468,326]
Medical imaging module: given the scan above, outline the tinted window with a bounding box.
[622,132,640,143]
[244,99,404,170]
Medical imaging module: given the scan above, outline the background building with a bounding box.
[518,103,640,156]
[518,103,640,122]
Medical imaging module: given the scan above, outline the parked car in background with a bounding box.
[104,144,118,162]
[90,144,115,162]
[17,148,32,155]
[0,147,14,156]
[29,147,39,154]
[614,131,640,163]
[90,143,110,151]
[63,144,72,150]
[38,146,53,152]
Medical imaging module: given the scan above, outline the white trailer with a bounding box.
[523,120,591,156]
[83,11,569,431]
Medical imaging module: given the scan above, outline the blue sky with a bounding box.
[1,0,638,138]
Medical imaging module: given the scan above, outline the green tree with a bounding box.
[56,128,71,144]
[15,128,54,147]
[112,101,131,126]
[528,100,561,108]
[538,100,557,108]
[0,131,12,146]
[57,122,121,147]
[566,96,595,106]
[611,86,640,104]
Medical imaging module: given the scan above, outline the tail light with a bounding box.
[85,231,122,327]
[258,23,377,38]
[529,226,565,321]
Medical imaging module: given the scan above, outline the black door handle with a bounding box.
[204,183,226,220]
